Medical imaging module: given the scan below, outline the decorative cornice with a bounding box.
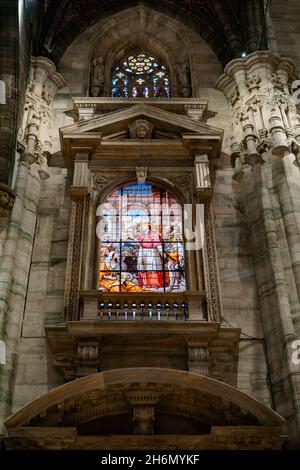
[216,52,296,95]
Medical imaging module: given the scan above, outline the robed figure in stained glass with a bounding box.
[137,223,165,290]
[97,183,185,293]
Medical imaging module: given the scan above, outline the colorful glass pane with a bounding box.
[111,52,170,98]
[97,184,185,292]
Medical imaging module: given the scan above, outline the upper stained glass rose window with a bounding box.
[111,52,170,98]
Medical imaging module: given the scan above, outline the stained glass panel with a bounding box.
[111,52,170,98]
[97,183,185,292]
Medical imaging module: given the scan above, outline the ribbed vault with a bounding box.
[36,0,267,66]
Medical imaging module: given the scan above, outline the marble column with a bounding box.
[0,0,19,214]
[0,56,64,432]
[217,51,300,445]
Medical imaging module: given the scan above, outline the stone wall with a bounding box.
[270,0,300,75]
[12,5,271,417]
[12,167,70,411]
[213,163,271,407]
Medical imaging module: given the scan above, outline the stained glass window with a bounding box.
[111,53,170,98]
[97,183,185,293]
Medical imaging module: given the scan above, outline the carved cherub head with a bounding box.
[129,119,154,139]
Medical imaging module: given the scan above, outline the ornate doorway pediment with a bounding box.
[3,368,286,450]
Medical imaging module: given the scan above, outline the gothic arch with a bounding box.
[102,34,179,96]
[57,6,221,98]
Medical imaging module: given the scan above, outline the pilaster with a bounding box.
[64,153,90,321]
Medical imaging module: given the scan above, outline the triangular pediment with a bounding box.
[60,103,223,166]
[60,104,223,140]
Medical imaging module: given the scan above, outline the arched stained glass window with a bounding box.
[111,52,170,98]
[97,183,185,293]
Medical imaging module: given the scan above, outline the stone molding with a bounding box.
[45,319,239,382]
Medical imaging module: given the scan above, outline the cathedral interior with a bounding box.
[0,0,300,450]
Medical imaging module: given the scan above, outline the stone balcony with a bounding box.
[46,289,240,385]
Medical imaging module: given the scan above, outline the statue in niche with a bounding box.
[90,57,105,97]
[175,62,191,98]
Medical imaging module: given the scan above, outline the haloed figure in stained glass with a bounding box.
[111,52,170,98]
[97,183,186,293]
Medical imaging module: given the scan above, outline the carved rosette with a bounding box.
[92,174,115,193]
[169,173,193,194]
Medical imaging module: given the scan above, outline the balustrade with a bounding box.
[98,298,188,321]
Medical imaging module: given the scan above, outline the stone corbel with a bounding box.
[136,166,147,185]
[126,389,161,435]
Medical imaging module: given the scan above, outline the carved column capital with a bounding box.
[132,406,155,435]
[216,51,299,170]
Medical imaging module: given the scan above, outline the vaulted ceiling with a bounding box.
[34,0,267,67]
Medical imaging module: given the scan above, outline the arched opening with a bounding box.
[96,181,186,293]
